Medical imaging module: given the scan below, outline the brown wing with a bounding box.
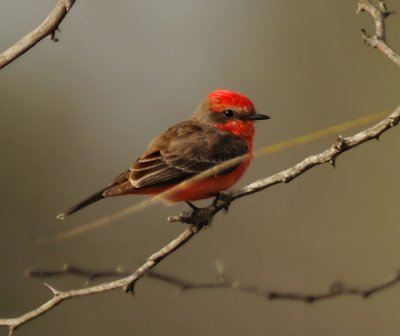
[128,120,249,189]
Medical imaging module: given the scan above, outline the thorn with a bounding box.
[375,134,380,141]
[44,282,61,296]
[50,32,59,42]
[124,280,137,296]
[50,28,60,42]
[360,28,369,42]
[378,0,392,16]
[329,158,336,168]
[56,213,65,220]
[383,10,395,18]
[334,135,347,151]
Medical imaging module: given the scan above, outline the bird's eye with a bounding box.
[223,109,235,118]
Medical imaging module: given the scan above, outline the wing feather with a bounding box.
[128,121,248,189]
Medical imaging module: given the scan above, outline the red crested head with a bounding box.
[208,89,255,113]
[192,89,270,143]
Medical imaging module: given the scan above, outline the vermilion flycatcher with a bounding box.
[59,89,269,218]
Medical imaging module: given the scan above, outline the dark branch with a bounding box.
[28,264,400,304]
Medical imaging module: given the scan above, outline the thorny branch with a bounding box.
[0,225,202,335]
[1,0,400,334]
[28,264,400,303]
[0,0,76,70]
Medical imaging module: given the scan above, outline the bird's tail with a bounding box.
[57,170,133,220]
[56,187,108,220]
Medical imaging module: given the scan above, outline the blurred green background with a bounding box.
[1,0,400,335]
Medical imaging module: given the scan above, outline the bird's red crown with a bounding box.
[208,89,255,112]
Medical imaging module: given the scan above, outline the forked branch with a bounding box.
[357,0,400,66]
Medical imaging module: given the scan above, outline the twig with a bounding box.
[357,0,400,67]
[0,0,76,70]
[0,225,203,335]
[28,264,400,303]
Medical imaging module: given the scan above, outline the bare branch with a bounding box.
[0,0,76,70]
[0,225,202,334]
[28,265,400,304]
[357,0,400,66]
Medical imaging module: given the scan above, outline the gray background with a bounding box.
[1,0,400,335]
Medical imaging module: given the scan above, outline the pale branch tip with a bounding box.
[43,283,61,296]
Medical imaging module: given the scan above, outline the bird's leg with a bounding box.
[186,201,201,211]
[212,192,230,213]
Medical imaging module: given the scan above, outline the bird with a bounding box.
[58,89,270,219]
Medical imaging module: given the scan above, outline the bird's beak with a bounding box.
[245,113,271,121]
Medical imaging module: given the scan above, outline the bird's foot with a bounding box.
[167,195,231,226]
[168,207,212,227]
[167,201,207,226]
